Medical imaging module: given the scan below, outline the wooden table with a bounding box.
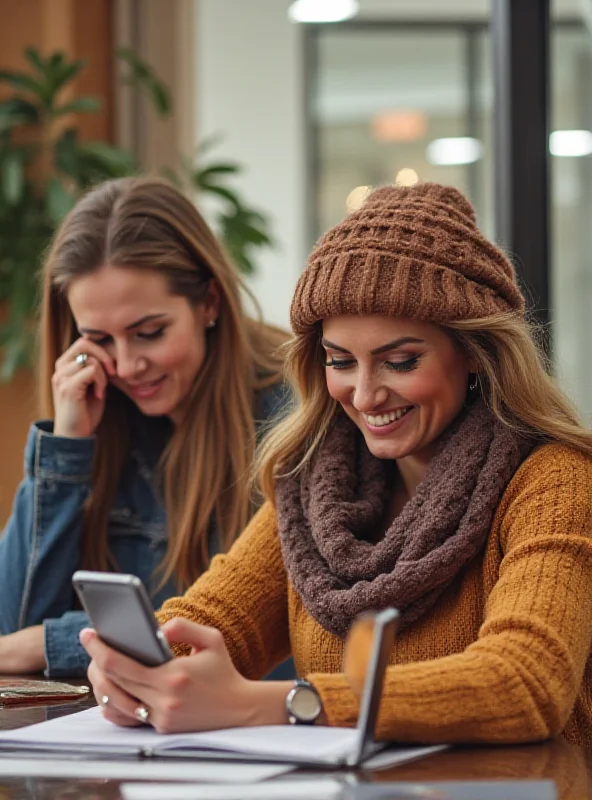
[0,678,590,799]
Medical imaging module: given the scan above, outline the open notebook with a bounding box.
[0,609,443,768]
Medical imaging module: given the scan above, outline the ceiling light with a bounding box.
[426,137,483,166]
[550,130,592,157]
[346,185,371,213]
[372,111,428,143]
[396,168,419,187]
[288,0,359,24]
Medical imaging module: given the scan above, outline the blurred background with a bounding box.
[0,0,590,523]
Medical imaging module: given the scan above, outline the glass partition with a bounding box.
[310,14,592,420]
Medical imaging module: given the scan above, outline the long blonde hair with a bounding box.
[40,176,286,587]
[256,312,592,500]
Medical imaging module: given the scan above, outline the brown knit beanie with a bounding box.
[290,182,525,334]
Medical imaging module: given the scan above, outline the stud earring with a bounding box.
[207,319,217,329]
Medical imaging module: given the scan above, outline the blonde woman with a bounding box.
[84,183,592,747]
[0,177,288,677]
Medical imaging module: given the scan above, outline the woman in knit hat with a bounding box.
[82,182,592,747]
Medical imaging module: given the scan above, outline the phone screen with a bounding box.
[73,573,172,666]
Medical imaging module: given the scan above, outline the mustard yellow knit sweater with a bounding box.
[156,443,592,747]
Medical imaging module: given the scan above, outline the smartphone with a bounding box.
[72,570,173,667]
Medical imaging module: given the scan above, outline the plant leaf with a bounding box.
[4,51,86,111]
[79,141,137,173]
[150,81,170,116]
[0,98,39,132]
[116,47,172,116]
[49,58,86,96]
[0,69,44,97]
[45,177,75,223]
[215,202,274,276]
[240,223,273,246]
[0,334,27,382]
[24,47,46,74]
[49,52,65,70]
[53,96,101,117]
[196,182,242,208]
[219,226,256,275]
[54,127,81,179]
[196,162,241,180]
[117,47,152,79]
[1,153,24,204]
[195,133,224,154]
[223,208,273,246]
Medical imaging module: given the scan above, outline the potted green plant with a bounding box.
[0,48,274,379]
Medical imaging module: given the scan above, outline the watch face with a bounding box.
[291,685,322,722]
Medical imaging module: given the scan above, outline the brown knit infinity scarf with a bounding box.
[275,400,533,638]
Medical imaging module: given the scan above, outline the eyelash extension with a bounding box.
[386,356,420,373]
[138,327,166,340]
[324,358,355,370]
[91,327,166,346]
[324,356,420,373]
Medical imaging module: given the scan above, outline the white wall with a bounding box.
[195,0,306,328]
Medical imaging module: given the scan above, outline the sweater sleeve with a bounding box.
[156,502,290,680]
[309,444,592,744]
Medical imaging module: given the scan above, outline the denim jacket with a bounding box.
[0,382,290,677]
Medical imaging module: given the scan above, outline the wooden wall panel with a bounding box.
[74,0,114,142]
[0,0,114,525]
[0,0,42,76]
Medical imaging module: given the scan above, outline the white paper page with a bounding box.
[361,744,447,770]
[0,707,447,771]
[121,779,344,800]
[158,723,359,761]
[0,757,290,783]
[0,707,358,763]
[0,707,176,751]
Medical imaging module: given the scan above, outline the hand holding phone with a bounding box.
[72,571,172,667]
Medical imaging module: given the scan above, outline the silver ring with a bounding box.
[135,705,150,724]
[101,695,109,707]
[75,353,89,368]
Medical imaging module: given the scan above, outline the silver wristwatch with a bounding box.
[285,679,323,725]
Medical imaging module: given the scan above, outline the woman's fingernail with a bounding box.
[79,628,94,645]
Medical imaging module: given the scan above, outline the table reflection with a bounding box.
[0,677,591,799]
